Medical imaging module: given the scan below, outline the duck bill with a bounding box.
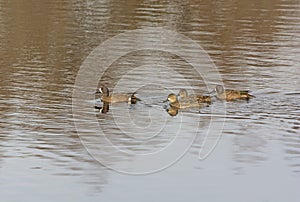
[209,89,216,94]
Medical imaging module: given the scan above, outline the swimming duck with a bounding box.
[166,93,208,109]
[213,85,255,101]
[178,89,212,104]
[95,86,141,104]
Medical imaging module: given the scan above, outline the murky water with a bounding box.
[0,0,299,201]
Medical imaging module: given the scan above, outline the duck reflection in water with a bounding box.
[95,102,109,114]
[166,106,179,117]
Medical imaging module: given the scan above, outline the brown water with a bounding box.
[0,0,300,201]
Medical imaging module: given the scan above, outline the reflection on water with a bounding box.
[0,0,300,201]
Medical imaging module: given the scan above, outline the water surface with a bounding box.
[0,0,299,201]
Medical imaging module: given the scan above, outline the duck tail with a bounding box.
[248,94,256,98]
[131,92,142,101]
[240,90,255,98]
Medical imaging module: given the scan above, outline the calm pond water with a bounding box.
[0,0,299,201]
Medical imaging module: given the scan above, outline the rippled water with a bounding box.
[0,0,299,201]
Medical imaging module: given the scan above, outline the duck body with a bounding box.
[96,86,140,103]
[178,89,212,104]
[214,85,255,101]
[167,93,208,109]
[100,94,134,103]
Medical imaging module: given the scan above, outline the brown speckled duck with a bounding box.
[166,93,208,109]
[178,89,212,104]
[213,85,255,101]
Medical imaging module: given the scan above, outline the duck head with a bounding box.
[95,86,109,96]
[178,89,188,98]
[167,93,178,104]
[215,85,225,94]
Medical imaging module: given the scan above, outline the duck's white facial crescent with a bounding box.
[127,97,132,104]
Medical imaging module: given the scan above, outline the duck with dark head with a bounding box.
[95,86,141,104]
